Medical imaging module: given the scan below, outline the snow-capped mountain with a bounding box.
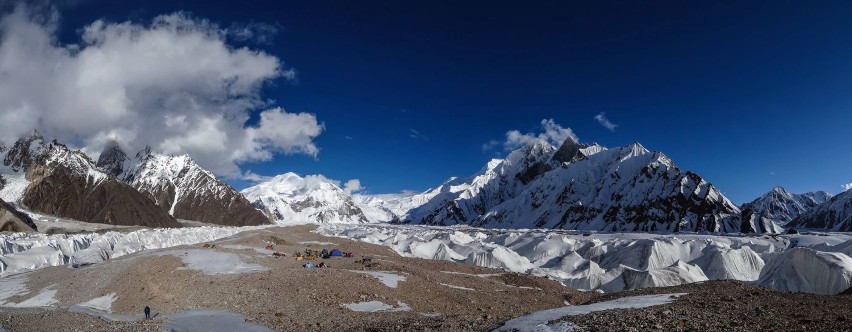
[788,188,852,231]
[0,134,180,228]
[96,140,132,177]
[351,177,474,223]
[100,146,269,227]
[241,173,370,224]
[740,187,831,233]
[402,137,741,232]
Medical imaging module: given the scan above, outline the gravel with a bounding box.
[555,280,852,331]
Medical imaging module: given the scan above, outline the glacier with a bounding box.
[317,223,852,295]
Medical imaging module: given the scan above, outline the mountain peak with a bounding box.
[242,172,369,224]
[771,186,789,195]
[551,136,582,164]
[96,140,129,177]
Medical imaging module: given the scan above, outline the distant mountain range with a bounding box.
[1,132,849,233]
[0,133,269,228]
[351,137,849,233]
[740,187,831,233]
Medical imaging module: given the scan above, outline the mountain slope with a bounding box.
[740,187,831,233]
[112,147,269,227]
[788,189,852,231]
[242,173,369,224]
[0,134,180,228]
[403,138,741,232]
[0,199,36,232]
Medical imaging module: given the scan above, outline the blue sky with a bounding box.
[45,1,852,203]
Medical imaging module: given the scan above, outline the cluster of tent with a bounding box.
[265,244,288,257]
[296,248,354,268]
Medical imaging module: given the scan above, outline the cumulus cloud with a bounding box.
[483,119,577,151]
[843,183,852,191]
[0,4,322,179]
[342,179,364,194]
[594,112,618,131]
[298,174,363,195]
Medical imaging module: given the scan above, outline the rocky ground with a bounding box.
[0,225,579,331]
[1,225,851,332]
[557,280,852,331]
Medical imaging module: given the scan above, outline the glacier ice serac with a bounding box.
[316,223,852,295]
[0,225,270,276]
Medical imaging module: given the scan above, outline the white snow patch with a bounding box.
[439,283,475,291]
[493,293,686,332]
[342,300,411,313]
[348,270,406,288]
[163,310,274,332]
[0,276,58,308]
[159,249,268,275]
[0,276,29,305]
[0,171,29,203]
[76,293,117,312]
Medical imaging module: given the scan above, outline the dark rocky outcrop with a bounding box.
[95,140,129,177]
[20,163,181,228]
[0,199,37,232]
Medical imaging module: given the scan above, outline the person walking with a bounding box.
[144,306,151,320]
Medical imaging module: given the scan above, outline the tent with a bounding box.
[330,249,342,257]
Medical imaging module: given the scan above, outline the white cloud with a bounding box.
[843,183,852,191]
[342,179,364,194]
[241,170,273,183]
[409,128,428,140]
[297,174,363,195]
[594,112,618,131]
[485,119,577,151]
[0,5,323,179]
[227,21,279,45]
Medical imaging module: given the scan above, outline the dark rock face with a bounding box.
[0,199,37,232]
[95,140,129,177]
[551,137,583,164]
[144,177,270,227]
[20,163,181,228]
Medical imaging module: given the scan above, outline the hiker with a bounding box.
[144,306,151,319]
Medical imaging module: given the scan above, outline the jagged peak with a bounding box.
[770,186,789,195]
[627,141,649,154]
[135,145,153,161]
